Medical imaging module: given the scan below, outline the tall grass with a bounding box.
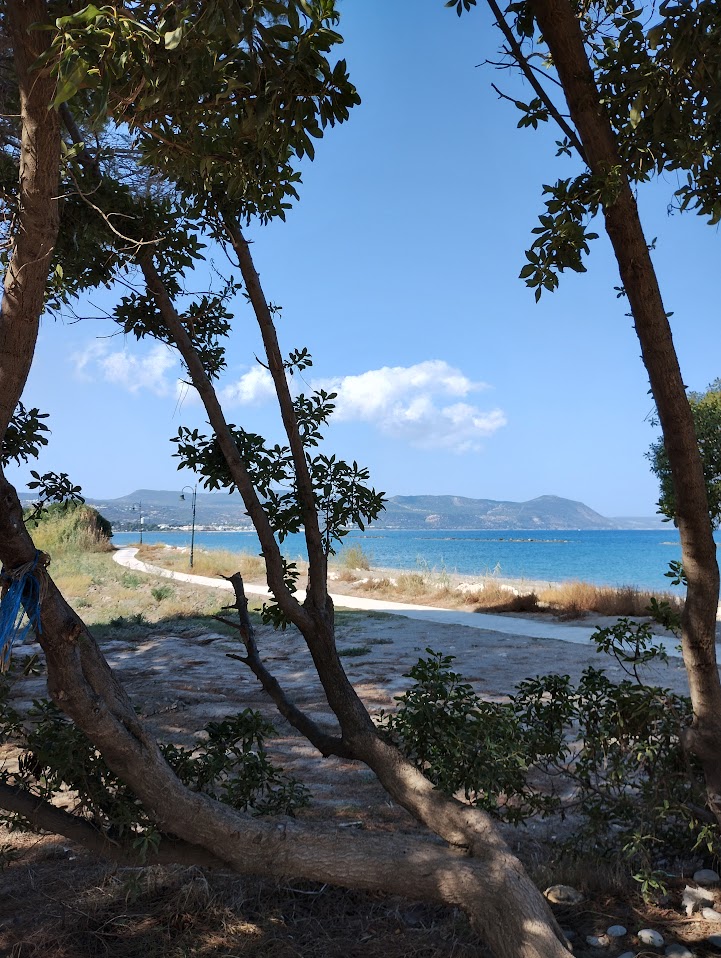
[136,545,268,581]
[336,544,371,572]
[26,503,112,556]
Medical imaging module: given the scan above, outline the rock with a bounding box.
[607,925,628,938]
[544,884,584,905]
[617,952,636,958]
[694,869,720,885]
[664,945,693,958]
[586,935,610,948]
[638,929,665,948]
[682,885,715,916]
[702,908,721,923]
[707,935,721,950]
[561,930,577,941]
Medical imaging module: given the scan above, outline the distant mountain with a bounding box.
[17,489,664,531]
[71,489,252,532]
[378,494,626,530]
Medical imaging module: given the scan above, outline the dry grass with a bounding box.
[346,568,681,620]
[537,580,683,619]
[136,544,269,581]
[0,851,479,958]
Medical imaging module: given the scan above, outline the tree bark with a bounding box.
[527,0,721,814]
[0,0,61,437]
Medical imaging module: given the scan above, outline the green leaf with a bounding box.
[164,27,184,50]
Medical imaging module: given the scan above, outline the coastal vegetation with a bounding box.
[137,541,683,620]
[1,3,721,958]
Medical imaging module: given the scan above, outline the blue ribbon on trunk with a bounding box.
[0,552,44,672]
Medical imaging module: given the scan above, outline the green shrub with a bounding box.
[151,584,174,603]
[379,621,711,883]
[1,691,309,860]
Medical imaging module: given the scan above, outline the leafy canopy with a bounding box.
[648,380,721,529]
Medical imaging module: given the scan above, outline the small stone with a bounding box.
[638,929,665,948]
[544,884,584,905]
[607,925,627,938]
[694,869,720,885]
[586,935,610,948]
[683,884,715,916]
[707,935,721,950]
[561,929,577,941]
[702,908,721,923]
[617,952,636,958]
[665,945,693,958]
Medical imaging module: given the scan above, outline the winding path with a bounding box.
[112,547,681,655]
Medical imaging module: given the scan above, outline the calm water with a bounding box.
[111,528,721,593]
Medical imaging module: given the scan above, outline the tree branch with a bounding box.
[221,572,350,758]
[0,783,227,868]
[485,0,587,162]
[0,0,61,442]
[220,214,329,612]
[137,250,312,634]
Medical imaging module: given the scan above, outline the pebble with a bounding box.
[707,935,721,950]
[638,929,665,948]
[664,945,693,958]
[586,935,610,948]
[694,869,720,885]
[544,884,584,905]
[702,908,721,923]
[617,953,636,958]
[607,925,627,938]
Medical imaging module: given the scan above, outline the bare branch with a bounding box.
[486,0,586,162]
[221,572,350,758]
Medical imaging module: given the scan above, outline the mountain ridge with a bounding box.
[20,489,666,531]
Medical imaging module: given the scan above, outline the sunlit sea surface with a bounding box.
[111,528,721,593]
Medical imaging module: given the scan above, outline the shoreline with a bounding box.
[110,528,696,594]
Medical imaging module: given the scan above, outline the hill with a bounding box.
[379,494,623,530]
[17,489,665,531]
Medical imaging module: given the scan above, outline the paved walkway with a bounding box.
[112,547,681,655]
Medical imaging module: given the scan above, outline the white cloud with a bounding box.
[315,360,506,452]
[72,341,178,397]
[220,366,275,405]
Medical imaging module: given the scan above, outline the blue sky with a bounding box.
[7,0,720,517]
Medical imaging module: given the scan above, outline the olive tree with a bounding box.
[0,4,570,957]
[452,0,721,822]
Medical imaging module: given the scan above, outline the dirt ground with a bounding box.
[0,602,716,957]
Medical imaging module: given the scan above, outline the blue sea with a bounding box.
[111,528,721,593]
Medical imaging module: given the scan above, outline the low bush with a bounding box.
[379,619,712,887]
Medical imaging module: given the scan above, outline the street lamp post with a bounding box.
[131,501,143,544]
[180,486,197,569]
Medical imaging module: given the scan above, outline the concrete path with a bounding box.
[112,546,681,655]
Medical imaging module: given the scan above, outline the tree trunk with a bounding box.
[528,0,721,814]
[0,474,569,958]
[0,0,61,437]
